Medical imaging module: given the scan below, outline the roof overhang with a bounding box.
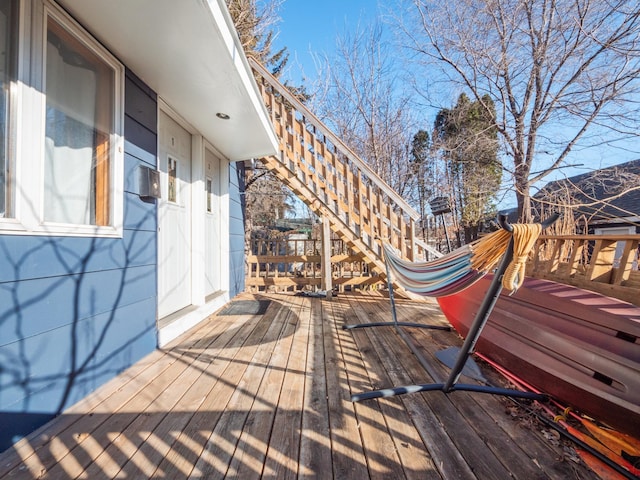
[56,0,278,161]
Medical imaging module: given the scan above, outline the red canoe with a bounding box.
[437,275,640,437]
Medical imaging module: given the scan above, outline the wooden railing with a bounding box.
[246,228,640,302]
[249,58,438,279]
[527,233,640,306]
[246,237,379,293]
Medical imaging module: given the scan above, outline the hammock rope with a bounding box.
[502,223,542,292]
[384,223,542,297]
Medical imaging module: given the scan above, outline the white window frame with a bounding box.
[0,0,124,237]
[0,0,20,230]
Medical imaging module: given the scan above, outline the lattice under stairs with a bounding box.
[250,59,438,285]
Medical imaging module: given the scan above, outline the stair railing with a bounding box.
[249,58,427,275]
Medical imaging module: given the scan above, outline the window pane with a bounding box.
[44,17,114,225]
[168,156,177,203]
[0,0,17,218]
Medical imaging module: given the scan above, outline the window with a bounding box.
[0,0,124,236]
[206,177,212,213]
[168,156,177,203]
[0,0,17,218]
[44,13,115,226]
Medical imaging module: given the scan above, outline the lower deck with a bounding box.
[0,292,598,479]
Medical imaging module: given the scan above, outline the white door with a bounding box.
[158,111,192,318]
[204,148,222,296]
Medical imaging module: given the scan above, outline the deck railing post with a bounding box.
[321,215,333,297]
[408,218,416,262]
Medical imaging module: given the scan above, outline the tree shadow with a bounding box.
[0,198,157,453]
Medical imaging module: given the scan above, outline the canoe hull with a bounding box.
[437,276,640,436]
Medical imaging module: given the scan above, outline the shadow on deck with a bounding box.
[0,292,596,479]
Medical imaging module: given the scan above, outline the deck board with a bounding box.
[0,292,599,479]
[323,298,370,480]
[233,294,307,479]
[367,300,516,480]
[258,295,309,479]
[187,297,299,479]
[336,299,409,480]
[345,295,481,479]
[297,296,332,479]
[338,297,439,479]
[411,326,581,480]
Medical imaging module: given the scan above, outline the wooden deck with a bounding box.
[0,293,597,479]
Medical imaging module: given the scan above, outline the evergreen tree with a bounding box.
[411,130,431,240]
[434,94,501,242]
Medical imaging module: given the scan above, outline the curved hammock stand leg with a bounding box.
[349,214,558,404]
[341,258,451,332]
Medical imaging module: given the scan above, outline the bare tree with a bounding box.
[315,22,420,202]
[397,0,640,222]
[244,166,293,227]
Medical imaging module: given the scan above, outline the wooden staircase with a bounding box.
[250,59,436,281]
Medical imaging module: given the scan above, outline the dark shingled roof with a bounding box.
[534,159,640,224]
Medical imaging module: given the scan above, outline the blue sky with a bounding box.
[273,0,380,84]
[271,0,639,204]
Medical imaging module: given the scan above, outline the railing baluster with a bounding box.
[527,234,640,307]
[613,239,639,285]
[567,239,583,277]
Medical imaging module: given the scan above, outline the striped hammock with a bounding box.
[384,226,511,297]
[383,226,542,297]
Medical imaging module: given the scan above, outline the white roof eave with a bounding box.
[57,0,278,162]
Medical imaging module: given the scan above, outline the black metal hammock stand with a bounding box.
[343,213,559,403]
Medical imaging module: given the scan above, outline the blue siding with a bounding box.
[228,162,246,297]
[0,69,159,452]
[0,229,155,283]
[0,296,156,409]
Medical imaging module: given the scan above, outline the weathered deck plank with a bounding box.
[228,294,306,478]
[187,296,302,479]
[259,294,310,479]
[344,295,482,480]
[323,298,370,479]
[2,312,242,479]
[344,296,592,478]
[412,326,583,480]
[298,295,332,479]
[60,310,265,479]
[0,292,600,479]
[333,297,409,480]
[370,300,524,480]
[153,298,295,479]
[337,296,440,480]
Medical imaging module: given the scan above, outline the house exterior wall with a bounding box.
[229,162,246,297]
[0,0,270,452]
[0,69,159,452]
[0,65,250,454]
